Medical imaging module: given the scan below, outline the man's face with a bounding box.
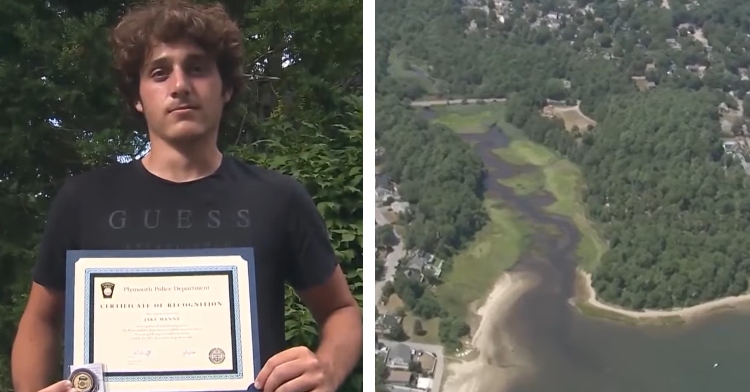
[135,40,231,143]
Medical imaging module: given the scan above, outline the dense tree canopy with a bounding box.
[376,100,487,259]
[375,1,482,355]
[0,0,362,390]
[582,89,750,309]
[377,0,750,309]
[376,0,488,261]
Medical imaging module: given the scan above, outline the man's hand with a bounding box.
[253,347,333,392]
[39,380,75,392]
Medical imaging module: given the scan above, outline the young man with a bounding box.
[10,1,363,392]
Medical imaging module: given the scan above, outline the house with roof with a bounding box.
[544,11,561,29]
[385,343,413,371]
[416,351,437,375]
[666,38,682,50]
[386,370,415,387]
[400,250,444,282]
[376,172,393,189]
[416,377,433,391]
[379,342,438,391]
[376,172,399,205]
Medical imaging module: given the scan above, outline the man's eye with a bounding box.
[151,69,168,79]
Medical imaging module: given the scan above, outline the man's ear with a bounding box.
[223,87,233,104]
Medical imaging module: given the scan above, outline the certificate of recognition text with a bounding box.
[66,252,259,392]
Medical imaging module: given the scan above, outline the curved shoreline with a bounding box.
[442,272,536,392]
[576,269,750,322]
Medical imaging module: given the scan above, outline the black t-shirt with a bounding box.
[33,156,338,365]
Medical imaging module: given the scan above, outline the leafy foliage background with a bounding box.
[0,0,363,390]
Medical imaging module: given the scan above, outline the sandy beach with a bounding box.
[442,271,537,392]
[577,269,750,322]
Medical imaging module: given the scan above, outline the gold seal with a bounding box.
[69,368,97,392]
[208,348,226,364]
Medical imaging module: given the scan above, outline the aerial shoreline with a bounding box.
[576,269,750,322]
[442,271,537,392]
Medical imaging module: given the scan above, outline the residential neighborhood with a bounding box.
[375,339,445,392]
[374,156,447,392]
[400,250,444,284]
[375,171,445,301]
[723,139,750,174]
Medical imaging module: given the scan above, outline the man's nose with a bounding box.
[170,68,191,98]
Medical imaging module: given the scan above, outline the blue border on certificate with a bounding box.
[85,268,242,380]
[64,248,261,392]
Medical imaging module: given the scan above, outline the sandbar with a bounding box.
[442,271,536,392]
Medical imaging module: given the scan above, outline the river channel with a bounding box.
[459,126,750,392]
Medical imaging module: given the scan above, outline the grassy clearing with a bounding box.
[402,315,441,344]
[430,102,508,134]
[543,160,608,271]
[497,172,543,196]
[492,139,556,166]
[435,200,530,318]
[383,294,441,343]
[492,140,607,271]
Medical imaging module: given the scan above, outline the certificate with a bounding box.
[64,248,261,392]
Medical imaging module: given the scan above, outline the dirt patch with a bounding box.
[693,28,709,47]
[381,209,399,223]
[384,293,405,313]
[631,76,652,92]
[720,113,742,134]
[551,105,596,132]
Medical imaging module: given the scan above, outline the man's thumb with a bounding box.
[42,380,73,392]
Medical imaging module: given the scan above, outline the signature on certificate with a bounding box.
[183,349,197,357]
[131,349,152,357]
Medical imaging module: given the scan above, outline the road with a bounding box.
[380,339,446,392]
[409,97,507,107]
[375,207,405,301]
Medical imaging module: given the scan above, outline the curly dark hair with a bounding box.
[110,0,244,112]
